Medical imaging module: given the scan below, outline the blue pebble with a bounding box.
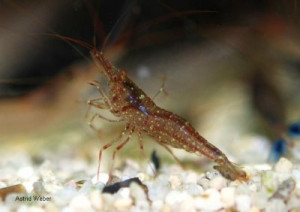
[268,138,287,163]
[288,121,300,139]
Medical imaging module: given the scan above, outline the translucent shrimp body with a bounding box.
[92,51,248,181]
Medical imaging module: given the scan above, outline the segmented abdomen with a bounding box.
[142,107,226,162]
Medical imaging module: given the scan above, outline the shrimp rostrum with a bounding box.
[89,50,248,182]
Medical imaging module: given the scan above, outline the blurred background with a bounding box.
[0,0,300,174]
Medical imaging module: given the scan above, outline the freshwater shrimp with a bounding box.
[87,49,248,182]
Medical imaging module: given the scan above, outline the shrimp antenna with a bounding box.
[156,0,216,25]
[84,0,106,49]
[101,0,137,52]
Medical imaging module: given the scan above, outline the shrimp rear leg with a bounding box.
[160,143,184,169]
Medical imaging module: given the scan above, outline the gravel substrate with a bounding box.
[1,153,300,212]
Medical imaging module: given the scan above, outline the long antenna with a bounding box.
[100,0,137,52]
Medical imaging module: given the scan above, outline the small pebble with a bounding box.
[265,199,286,212]
[22,206,45,212]
[205,170,220,180]
[275,158,293,173]
[113,197,133,211]
[179,195,196,212]
[161,204,172,212]
[287,195,300,210]
[198,177,210,189]
[45,202,59,212]
[195,188,223,211]
[221,187,235,207]
[76,180,93,194]
[185,172,198,184]
[236,194,251,212]
[151,200,164,211]
[33,181,45,194]
[249,207,260,212]
[270,177,296,202]
[101,193,114,205]
[168,175,182,189]
[69,195,93,212]
[251,188,268,209]
[209,176,227,190]
[0,206,9,212]
[130,182,147,201]
[248,183,258,192]
[182,184,203,196]
[132,200,150,212]
[236,183,251,195]
[0,182,7,189]
[146,178,169,201]
[90,191,103,210]
[92,173,109,184]
[118,187,130,198]
[17,166,34,179]
[291,142,300,160]
[165,190,189,206]
[292,169,300,181]
[137,173,146,181]
[53,187,78,207]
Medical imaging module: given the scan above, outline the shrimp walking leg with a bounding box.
[89,80,111,106]
[160,143,184,168]
[88,97,110,109]
[85,97,106,120]
[136,131,159,176]
[90,113,123,124]
[97,124,130,181]
[137,131,156,174]
[152,75,168,100]
[86,98,117,132]
[108,127,135,182]
[137,131,145,158]
[89,113,123,131]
